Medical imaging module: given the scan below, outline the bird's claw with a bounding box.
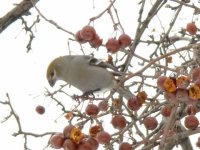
[73,90,96,101]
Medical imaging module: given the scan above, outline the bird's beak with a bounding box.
[48,79,55,87]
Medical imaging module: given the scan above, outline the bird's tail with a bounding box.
[115,86,135,100]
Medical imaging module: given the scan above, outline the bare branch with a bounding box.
[0,0,39,34]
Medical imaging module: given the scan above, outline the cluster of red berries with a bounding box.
[157,75,197,103]
[161,104,199,130]
[50,124,99,150]
[127,91,147,111]
[49,124,132,150]
[85,91,147,116]
[105,34,132,53]
[75,25,132,53]
[55,101,133,150]
[36,100,133,149]
[127,92,160,131]
[84,101,109,117]
[85,102,127,130]
[75,25,103,48]
[157,68,200,130]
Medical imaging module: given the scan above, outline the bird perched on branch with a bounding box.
[46,55,133,99]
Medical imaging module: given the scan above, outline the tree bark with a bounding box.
[0,0,39,34]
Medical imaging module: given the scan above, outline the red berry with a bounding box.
[111,115,127,130]
[186,22,197,35]
[35,105,45,115]
[63,139,77,150]
[112,98,122,110]
[98,101,109,111]
[195,79,200,87]
[78,140,93,150]
[118,34,132,48]
[96,131,111,144]
[87,138,99,150]
[127,97,141,111]
[85,104,99,117]
[161,105,172,117]
[186,105,197,115]
[143,117,158,130]
[50,133,65,149]
[89,125,102,137]
[119,142,132,150]
[188,84,200,100]
[176,89,189,102]
[75,30,87,43]
[184,115,199,130]
[192,68,200,82]
[157,76,167,91]
[89,34,103,48]
[80,25,96,41]
[176,75,190,89]
[162,77,176,93]
[105,38,120,53]
[63,124,75,138]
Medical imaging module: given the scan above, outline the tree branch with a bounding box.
[0,0,39,34]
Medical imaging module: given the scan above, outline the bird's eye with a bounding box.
[50,71,54,77]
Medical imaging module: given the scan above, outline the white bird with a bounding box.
[46,55,134,99]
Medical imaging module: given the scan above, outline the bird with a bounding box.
[46,55,134,99]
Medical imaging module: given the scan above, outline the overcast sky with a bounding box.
[0,1,200,150]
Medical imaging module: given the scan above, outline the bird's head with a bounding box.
[46,61,57,87]
[46,57,64,87]
[46,56,73,87]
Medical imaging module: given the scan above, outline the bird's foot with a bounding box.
[73,90,98,101]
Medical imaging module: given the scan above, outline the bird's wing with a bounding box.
[83,55,120,72]
[72,55,125,76]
